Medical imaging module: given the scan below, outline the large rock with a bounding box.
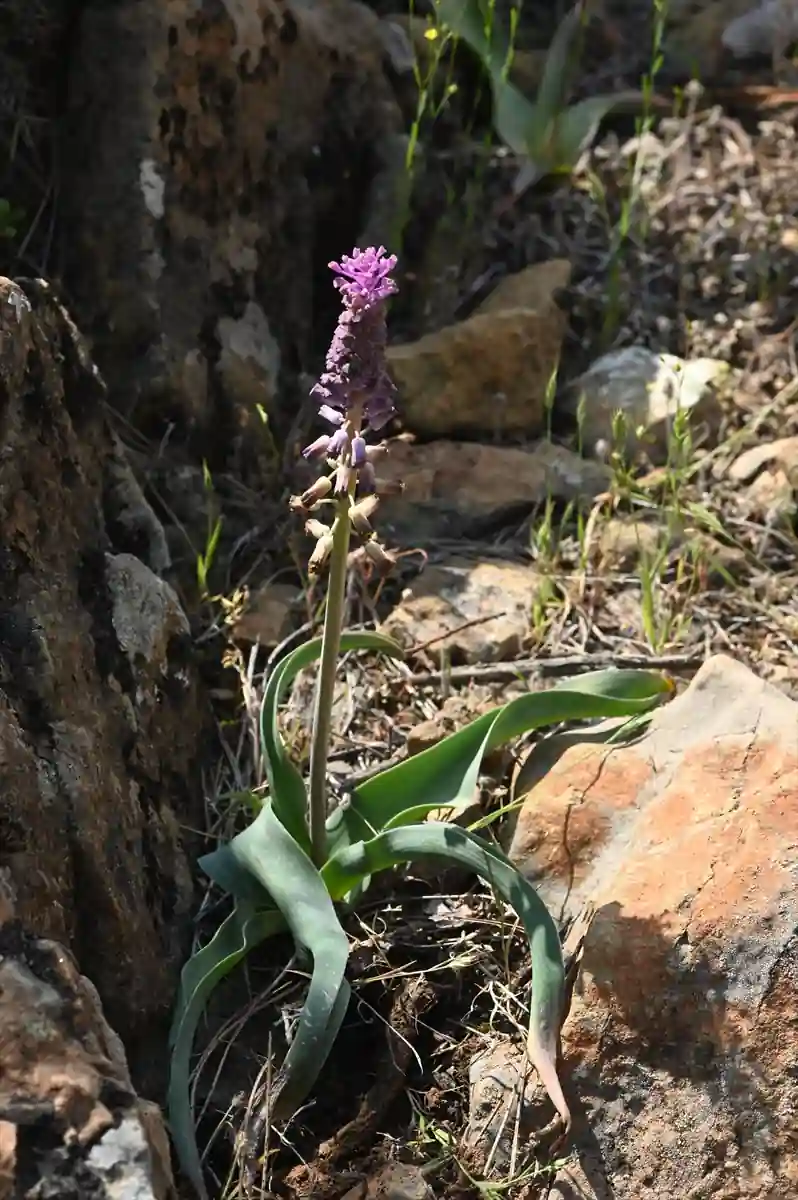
[508,656,798,1199]
[565,346,728,462]
[382,557,542,664]
[729,435,798,523]
[387,261,570,439]
[0,278,207,1090]
[0,877,175,1198]
[375,437,610,542]
[64,0,401,457]
[666,0,755,76]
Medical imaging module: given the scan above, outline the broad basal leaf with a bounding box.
[260,631,403,853]
[327,668,672,857]
[551,91,644,171]
[534,0,587,125]
[168,904,287,1200]
[224,803,352,1123]
[323,823,570,1131]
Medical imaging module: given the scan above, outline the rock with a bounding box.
[0,278,207,1090]
[339,1162,432,1200]
[508,655,798,1199]
[106,552,191,670]
[377,438,611,542]
[466,1040,543,1173]
[723,0,798,59]
[406,694,486,757]
[105,434,171,575]
[405,692,508,776]
[595,517,748,581]
[666,0,754,76]
[64,0,402,460]
[565,346,728,463]
[729,435,798,484]
[475,259,572,316]
[0,876,175,1197]
[232,582,302,646]
[595,516,667,568]
[387,261,571,439]
[729,437,798,522]
[741,467,796,523]
[382,557,541,664]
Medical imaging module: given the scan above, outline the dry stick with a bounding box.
[391,651,704,689]
[408,610,508,656]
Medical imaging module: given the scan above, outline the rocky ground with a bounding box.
[0,1,797,1198]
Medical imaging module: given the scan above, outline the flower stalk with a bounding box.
[294,246,400,867]
[307,495,352,865]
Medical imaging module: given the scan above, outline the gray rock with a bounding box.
[565,345,728,462]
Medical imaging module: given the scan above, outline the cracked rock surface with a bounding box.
[508,655,798,1199]
[0,277,208,1100]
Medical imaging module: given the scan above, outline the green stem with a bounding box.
[308,497,351,867]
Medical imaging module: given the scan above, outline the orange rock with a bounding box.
[510,655,798,1199]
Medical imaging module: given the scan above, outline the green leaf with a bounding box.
[224,804,352,1122]
[492,77,543,157]
[435,0,510,80]
[322,823,569,1130]
[168,903,287,1200]
[551,91,643,169]
[328,669,671,857]
[259,631,403,853]
[534,0,587,125]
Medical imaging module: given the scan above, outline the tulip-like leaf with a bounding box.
[260,631,403,851]
[434,0,635,183]
[534,0,587,125]
[322,823,570,1128]
[168,903,287,1199]
[551,91,645,171]
[327,669,672,858]
[221,803,352,1118]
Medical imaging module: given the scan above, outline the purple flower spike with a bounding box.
[309,246,398,430]
[301,246,399,493]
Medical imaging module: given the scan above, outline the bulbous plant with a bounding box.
[435,0,643,195]
[168,247,672,1197]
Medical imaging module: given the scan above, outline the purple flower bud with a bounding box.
[318,405,344,426]
[296,247,400,538]
[302,434,332,460]
[328,427,350,456]
[358,463,376,494]
[330,246,398,307]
